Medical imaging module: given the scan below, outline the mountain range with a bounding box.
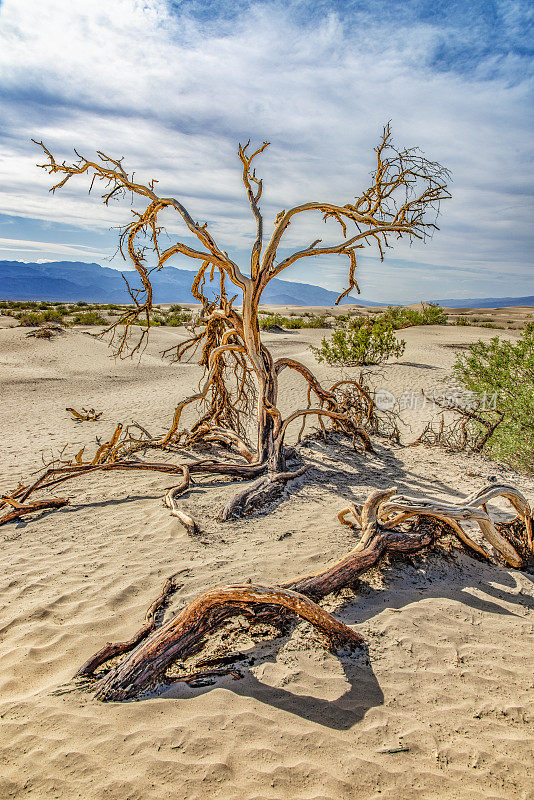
[0,260,532,308]
[0,260,378,306]
[437,295,534,308]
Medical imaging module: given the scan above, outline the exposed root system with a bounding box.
[74,483,532,702]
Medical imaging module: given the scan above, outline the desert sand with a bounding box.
[0,314,533,800]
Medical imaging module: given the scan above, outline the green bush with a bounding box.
[17,308,66,326]
[164,311,192,327]
[310,321,406,366]
[376,302,447,329]
[259,313,330,330]
[453,325,534,472]
[420,302,448,325]
[17,312,46,326]
[71,310,107,325]
[303,314,330,328]
[259,314,288,330]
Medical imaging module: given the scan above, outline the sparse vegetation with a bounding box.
[164,311,192,326]
[311,321,406,366]
[259,313,330,330]
[70,310,107,325]
[372,302,447,329]
[17,308,66,326]
[453,325,534,472]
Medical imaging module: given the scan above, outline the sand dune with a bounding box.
[0,319,532,800]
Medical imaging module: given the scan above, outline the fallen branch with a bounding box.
[0,496,69,526]
[66,407,103,422]
[73,482,531,702]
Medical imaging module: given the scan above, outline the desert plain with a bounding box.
[0,307,533,800]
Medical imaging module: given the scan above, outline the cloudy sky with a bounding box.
[0,0,532,302]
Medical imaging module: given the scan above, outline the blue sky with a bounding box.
[0,0,532,302]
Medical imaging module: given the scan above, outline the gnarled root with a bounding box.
[76,487,445,700]
[74,482,533,701]
[375,483,532,569]
[92,585,363,702]
[219,464,310,521]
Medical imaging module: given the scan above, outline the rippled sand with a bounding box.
[1,317,532,800]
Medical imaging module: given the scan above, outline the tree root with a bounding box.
[72,482,532,702]
[91,585,364,702]
[219,464,311,521]
[0,495,69,526]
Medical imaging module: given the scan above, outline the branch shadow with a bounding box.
[252,434,468,519]
[395,361,440,370]
[159,643,383,731]
[339,551,534,627]
[150,551,531,729]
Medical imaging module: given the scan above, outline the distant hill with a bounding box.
[438,296,534,308]
[3,260,529,309]
[0,260,386,306]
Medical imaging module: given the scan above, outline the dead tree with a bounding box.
[409,392,504,452]
[74,483,532,702]
[1,125,450,527]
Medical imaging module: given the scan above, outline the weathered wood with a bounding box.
[0,496,68,526]
[76,483,533,702]
[6,126,449,529]
[93,585,364,701]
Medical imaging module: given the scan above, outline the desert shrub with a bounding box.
[259,314,288,330]
[17,308,66,326]
[164,311,192,326]
[455,317,471,326]
[17,312,44,326]
[453,325,534,472]
[71,310,107,325]
[377,303,447,329]
[132,315,164,327]
[259,313,330,330]
[310,321,406,366]
[169,304,183,313]
[378,306,420,328]
[420,302,447,325]
[303,314,330,328]
[281,316,304,329]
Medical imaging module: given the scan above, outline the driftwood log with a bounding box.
[75,483,532,702]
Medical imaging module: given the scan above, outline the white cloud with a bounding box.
[0,0,532,300]
[0,236,110,259]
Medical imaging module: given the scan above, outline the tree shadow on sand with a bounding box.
[158,643,384,731]
[136,549,532,730]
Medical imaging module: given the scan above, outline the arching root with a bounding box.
[374,483,532,569]
[92,585,363,702]
[70,482,532,701]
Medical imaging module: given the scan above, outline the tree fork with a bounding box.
[2,127,450,527]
